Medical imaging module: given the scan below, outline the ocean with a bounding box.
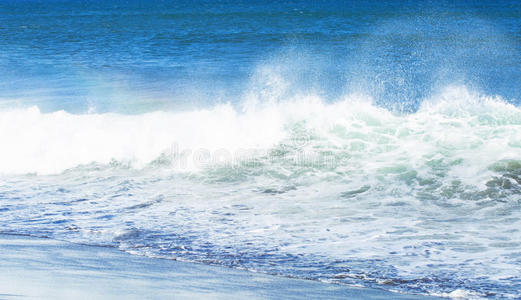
[1,0,521,298]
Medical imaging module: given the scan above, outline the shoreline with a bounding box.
[0,233,441,299]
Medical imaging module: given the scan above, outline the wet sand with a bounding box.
[0,234,441,299]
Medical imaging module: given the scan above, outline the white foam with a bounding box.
[0,104,286,174]
[0,85,520,177]
[431,288,485,299]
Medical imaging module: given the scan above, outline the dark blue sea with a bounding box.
[1,1,521,298]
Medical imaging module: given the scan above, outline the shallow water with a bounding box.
[1,1,521,298]
[2,234,437,299]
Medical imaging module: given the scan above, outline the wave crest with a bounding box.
[0,86,520,177]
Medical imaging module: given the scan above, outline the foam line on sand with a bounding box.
[0,234,441,299]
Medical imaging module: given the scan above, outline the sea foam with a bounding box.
[0,85,520,178]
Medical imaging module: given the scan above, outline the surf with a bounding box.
[0,85,519,180]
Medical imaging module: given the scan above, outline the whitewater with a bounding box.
[2,0,521,298]
[1,85,521,298]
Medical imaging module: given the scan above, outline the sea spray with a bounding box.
[2,1,521,298]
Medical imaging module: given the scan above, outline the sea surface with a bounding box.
[1,0,521,298]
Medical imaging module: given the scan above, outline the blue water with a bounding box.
[1,1,521,298]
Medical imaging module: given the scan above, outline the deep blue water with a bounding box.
[1,1,520,112]
[1,1,521,298]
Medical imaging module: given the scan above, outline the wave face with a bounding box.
[2,0,521,298]
[2,86,521,298]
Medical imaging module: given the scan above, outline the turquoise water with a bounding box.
[1,1,521,298]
